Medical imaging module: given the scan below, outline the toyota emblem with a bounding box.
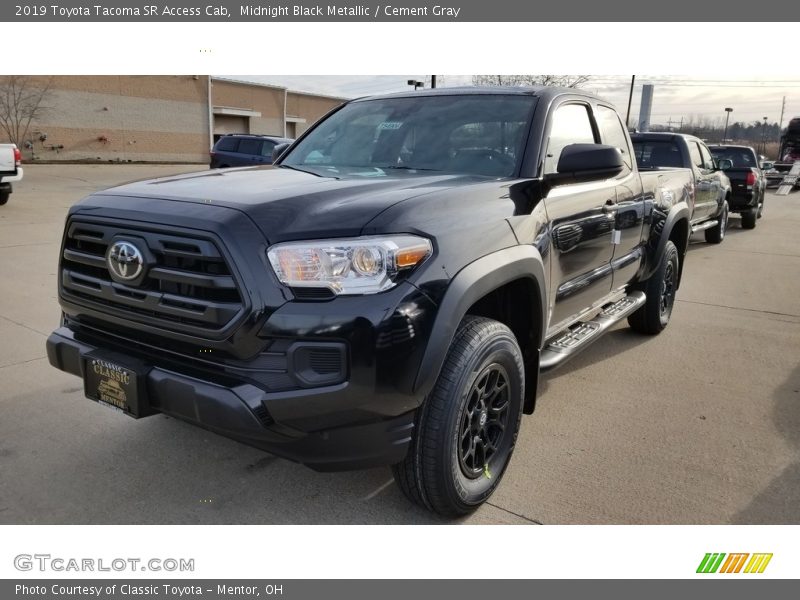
[107,241,144,282]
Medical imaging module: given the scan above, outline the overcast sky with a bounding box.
[226,75,800,128]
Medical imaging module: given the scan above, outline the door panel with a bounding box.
[610,171,646,287]
[594,105,646,288]
[542,101,616,332]
[689,141,716,220]
[545,181,616,330]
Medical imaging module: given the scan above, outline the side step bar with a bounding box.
[691,219,718,234]
[540,291,646,373]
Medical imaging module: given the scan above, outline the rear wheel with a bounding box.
[704,201,727,244]
[392,316,524,517]
[741,206,757,229]
[628,240,679,335]
[0,190,10,206]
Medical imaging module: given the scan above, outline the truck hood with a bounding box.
[96,165,489,243]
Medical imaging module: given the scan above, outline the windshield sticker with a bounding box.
[378,121,403,130]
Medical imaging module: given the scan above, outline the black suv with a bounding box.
[210,134,293,168]
[48,88,695,516]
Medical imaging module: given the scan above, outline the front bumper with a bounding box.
[46,325,418,471]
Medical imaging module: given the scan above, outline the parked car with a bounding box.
[48,87,695,516]
[631,132,731,242]
[210,133,293,168]
[0,143,23,206]
[708,144,766,227]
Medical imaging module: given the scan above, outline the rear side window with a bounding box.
[632,140,683,169]
[698,144,716,170]
[237,139,262,156]
[596,105,631,171]
[688,143,704,169]
[544,103,596,174]
[215,137,238,152]
[261,140,276,157]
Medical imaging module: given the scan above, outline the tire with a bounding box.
[0,190,9,206]
[704,201,727,244]
[757,193,765,218]
[628,240,680,335]
[392,316,525,517]
[741,207,757,229]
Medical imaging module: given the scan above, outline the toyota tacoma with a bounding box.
[47,87,694,516]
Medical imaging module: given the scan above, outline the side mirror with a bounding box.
[716,158,733,171]
[271,142,291,163]
[545,143,625,186]
[761,161,774,170]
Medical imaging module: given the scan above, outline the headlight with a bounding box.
[267,235,432,296]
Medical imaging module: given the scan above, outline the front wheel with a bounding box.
[628,240,680,335]
[757,194,765,218]
[392,316,524,517]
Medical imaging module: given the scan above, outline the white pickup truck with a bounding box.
[0,143,23,205]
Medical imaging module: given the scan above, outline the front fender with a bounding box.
[412,244,547,399]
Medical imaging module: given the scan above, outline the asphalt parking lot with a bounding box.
[1,164,798,524]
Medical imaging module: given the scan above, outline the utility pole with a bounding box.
[625,75,635,129]
[723,107,733,142]
[431,75,437,89]
[778,96,786,131]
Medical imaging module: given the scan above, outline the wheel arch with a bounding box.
[643,203,690,287]
[413,245,547,415]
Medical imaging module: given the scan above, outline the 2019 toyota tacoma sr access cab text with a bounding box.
[47,87,694,516]
[631,132,731,242]
[0,143,23,205]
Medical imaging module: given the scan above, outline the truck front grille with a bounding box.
[60,219,244,333]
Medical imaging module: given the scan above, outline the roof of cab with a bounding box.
[350,85,600,103]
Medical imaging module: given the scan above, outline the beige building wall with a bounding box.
[3,76,349,163]
[211,79,285,137]
[25,76,211,163]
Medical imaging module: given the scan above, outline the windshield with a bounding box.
[280,94,537,178]
[710,147,757,168]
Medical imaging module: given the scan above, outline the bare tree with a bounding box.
[471,75,590,88]
[0,76,53,146]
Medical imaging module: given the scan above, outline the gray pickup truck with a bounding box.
[0,143,23,205]
[632,133,731,243]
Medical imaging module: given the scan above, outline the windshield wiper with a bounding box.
[277,164,326,177]
[377,166,442,172]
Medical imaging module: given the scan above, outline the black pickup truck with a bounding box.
[631,133,732,242]
[708,144,765,227]
[47,87,695,516]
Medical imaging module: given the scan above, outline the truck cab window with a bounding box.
[689,142,704,170]
[596,105,632,171]
[544,103,596,174]
[699,144,716,171]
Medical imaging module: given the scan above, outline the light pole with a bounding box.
[722,107,733,142]
[761,117,768,155]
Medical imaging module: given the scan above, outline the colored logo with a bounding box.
[696,553,773,574]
